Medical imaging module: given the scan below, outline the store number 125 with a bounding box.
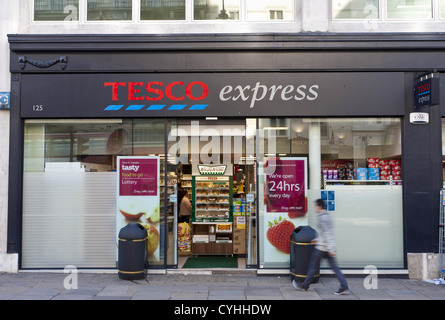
[33,105,44,112]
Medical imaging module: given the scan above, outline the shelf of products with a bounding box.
[192,177,232,223]
[191,174,233,255]
[322,158,402,188]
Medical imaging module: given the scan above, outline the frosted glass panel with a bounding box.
[87,0,132,21]
[34,0,79,21]
[22,172,117,268]
[442,0,445,19]
[323,185,404,268]
[246,0,294,21]
[387,0,432,20]
[141,0,186,20]
[194,0,240,20]
[332,0,379,19]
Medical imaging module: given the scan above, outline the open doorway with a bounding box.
[166,118,256,269]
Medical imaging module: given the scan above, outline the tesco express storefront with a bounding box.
[6,34,443,274]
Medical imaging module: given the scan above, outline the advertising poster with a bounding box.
[262,157,308,264]
[116,156,160,262]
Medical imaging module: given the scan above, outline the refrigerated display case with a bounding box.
[191,175,233,255]
[192,176,233,223]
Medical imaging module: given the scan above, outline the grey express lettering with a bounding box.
[219,82,319,108]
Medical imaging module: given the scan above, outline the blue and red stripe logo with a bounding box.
[104,81,209,111]
[104,104,208,111]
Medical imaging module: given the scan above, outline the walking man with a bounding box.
[293,198,349,295]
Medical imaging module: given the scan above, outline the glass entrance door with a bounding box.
[167,118,258,269]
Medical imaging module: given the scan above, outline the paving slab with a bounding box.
[245,286,282,297]
[349,288,395,300]
[1,272,444,301]
[142,284,176,292]
[314,288,359,300]
[416,290,445,300]
[170,292,209,300]
[0,293,18,300]
[280,287,322,300]
[59,287,103,296]
[385,289,430,300]
[371,278,409,290]
[93,296,132,300]
[0,285,31,295]
[20,287,62,297]
[400,279,445,291]
[12,295,54,300]
[51,294,94,300]
[131,286,174,300]
[172,285,209,293]
[208,295,246,300]
[97,285,132,296]
[246,296,283,300]
[208,288,245,296]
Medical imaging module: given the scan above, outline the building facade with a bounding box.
[1,0,445,278]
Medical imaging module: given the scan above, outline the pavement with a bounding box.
[0,271,444,301]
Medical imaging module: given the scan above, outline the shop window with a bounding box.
[140,0,186,20]
[193,0,240,20]
[87,0,132,21]
[441,0,445,18]
[257,118,403,269]
[246,0,294,21]
[22,119,167,268]
[442,118,445,181]
[332,0,379,19]
[34,0,79,21]
[386,0,433,20]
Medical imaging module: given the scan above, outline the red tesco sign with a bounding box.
[417,83,431,93]
[104,81,209,101]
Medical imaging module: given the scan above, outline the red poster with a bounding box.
[119,158,158,196]
[116,156,161,262]
[265,157,307,217]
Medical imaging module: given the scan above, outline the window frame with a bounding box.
[30,0,302,32]
[385,0,435,21]
[33,0,82,23]
[329,0,445,32]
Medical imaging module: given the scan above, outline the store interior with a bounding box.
[22,117,403,269]
[169,119,254,269]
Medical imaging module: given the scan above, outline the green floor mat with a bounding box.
[182,256,238,268]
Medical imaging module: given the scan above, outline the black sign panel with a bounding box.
[20,72,405,118]
[414,76,440,109]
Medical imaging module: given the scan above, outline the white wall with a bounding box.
[0,0,20,272]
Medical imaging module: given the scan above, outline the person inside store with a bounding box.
[178,188,192,223]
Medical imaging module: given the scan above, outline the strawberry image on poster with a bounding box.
[266,216,295,254]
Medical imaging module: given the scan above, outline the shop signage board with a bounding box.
[197,164,227,175]
[261,157,308,264]
[409,112,429,124]
[0,92,9,110]
[414,75,440,109]
[321,190,336,212]
[20,72,405,118]
[116,156,160,262]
